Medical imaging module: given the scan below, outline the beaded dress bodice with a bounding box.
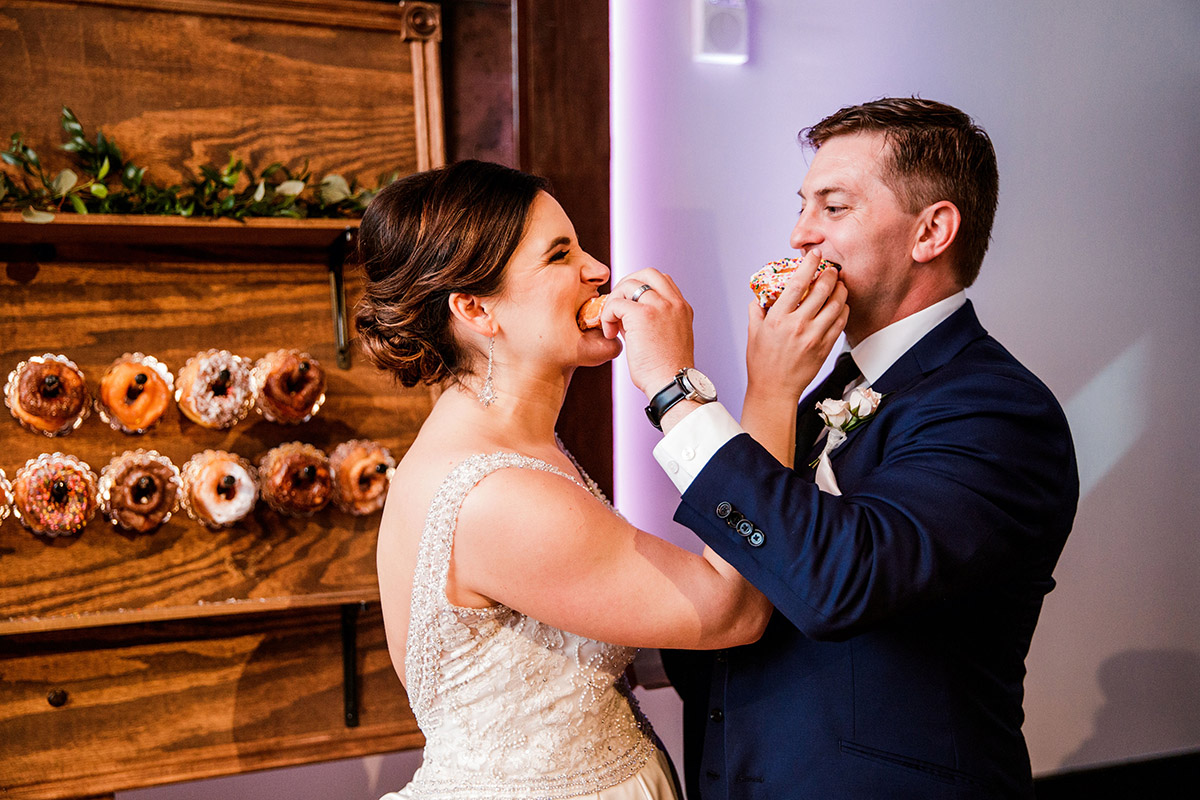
[394,452,656,800]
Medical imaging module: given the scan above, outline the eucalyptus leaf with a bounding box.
[253,180,265,203]
[90,183,109,199]
[97,156,110,180]
[69,193,88,214]
[276,180,306,197]
[51,169,78,197]
[22,206,55,223]
[319,174,351,203]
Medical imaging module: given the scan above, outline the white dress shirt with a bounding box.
[652,291,967,493]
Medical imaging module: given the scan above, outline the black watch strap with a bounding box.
[645,378,686,431]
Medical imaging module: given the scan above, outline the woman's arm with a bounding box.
[449,467,772,650]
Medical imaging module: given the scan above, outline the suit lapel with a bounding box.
[794,301,990,473]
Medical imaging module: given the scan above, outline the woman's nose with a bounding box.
[583,253,610,286]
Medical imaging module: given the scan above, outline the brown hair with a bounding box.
[800,97,999,287]
[354,160,550,387]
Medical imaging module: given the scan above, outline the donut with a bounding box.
[174,350,254,429]
[258,442,333,516]
[97,353,173,434]
[180,450,258,528]
[98,450,181,533]
[749,258,840,309]
[4,354,90,436]
[253,349,326,424]
[0,468,12,527]
[329,439,395,515]
[576,295,609,331]
[11,453,98,536]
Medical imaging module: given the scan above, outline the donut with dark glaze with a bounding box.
[100,451,181,533]
[254,349,326,424]
[259,442,333,516]
[5,355,90,436]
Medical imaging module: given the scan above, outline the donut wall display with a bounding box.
[0,348,396,538]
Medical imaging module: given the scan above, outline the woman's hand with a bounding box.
[743,250,849,465]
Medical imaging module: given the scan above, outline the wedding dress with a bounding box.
[381,452,679,800]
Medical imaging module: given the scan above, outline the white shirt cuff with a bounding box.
[652,402,743,494]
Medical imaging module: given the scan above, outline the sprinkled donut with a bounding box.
[181,450,258,528]
[258,442,333,516]
[329,439,395,515]
[98,450,181,533]
[749,257,840,309]
[174,350,254,429]
[4,354,91,436]
[97,353,174,434]
[253,349,326,424]
[12,452,99,536]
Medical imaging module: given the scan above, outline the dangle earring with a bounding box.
[476,336,497,407]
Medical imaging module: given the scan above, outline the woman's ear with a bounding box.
[447,292,496,337]
[912,200,961,264]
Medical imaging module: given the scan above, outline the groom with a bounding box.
[615,98,1079,798]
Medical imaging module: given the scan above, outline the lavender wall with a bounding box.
[122,2,1200,797]
[612,0,1200,778]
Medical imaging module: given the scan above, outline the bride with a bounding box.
[355,160,842,799]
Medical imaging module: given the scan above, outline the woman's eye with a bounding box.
[549,249,570,263]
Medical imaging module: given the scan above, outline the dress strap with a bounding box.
[404,452,585,723]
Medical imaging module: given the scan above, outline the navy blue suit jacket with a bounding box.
[662,302,1078,799]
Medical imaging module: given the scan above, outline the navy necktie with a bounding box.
[795,351,862,455]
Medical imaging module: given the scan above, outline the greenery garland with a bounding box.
[0,107,396,223]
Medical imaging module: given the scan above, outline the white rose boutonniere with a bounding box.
[811,387,884,467]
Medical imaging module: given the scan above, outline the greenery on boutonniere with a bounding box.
[1,107,397,223]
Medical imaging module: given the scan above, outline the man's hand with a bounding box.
[602,268,696,400]
[746,249,849,405]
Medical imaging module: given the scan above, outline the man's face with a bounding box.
[791,132,921,343]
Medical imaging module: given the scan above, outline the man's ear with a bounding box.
[912,200,961,264]
[447,292,496,337]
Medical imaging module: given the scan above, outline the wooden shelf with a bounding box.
[0,212,359,264]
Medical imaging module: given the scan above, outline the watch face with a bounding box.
[683,368,717,402]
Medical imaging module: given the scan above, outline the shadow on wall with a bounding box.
[1061,649,1200,770]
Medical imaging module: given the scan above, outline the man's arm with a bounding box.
[674,364,1079,639]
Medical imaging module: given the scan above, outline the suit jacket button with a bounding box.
[716,501,732,518]
[709,708,724,723]
[748,529,765,547]
[736,519,754,537]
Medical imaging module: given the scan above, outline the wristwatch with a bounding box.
[645,367,718,430]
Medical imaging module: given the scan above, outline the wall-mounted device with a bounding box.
[693,0,749,65]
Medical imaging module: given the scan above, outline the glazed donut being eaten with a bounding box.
[11,452,98,536]
[750,257,840,309]
[99,450,181,533]
[175,349,254,429]
[329,439,395,515]
[97,353,173,434]
[5,354,90,436]
[181,450,258,528]
[576,295,609,331]
[253,349,326,424]
[258,442,333,516]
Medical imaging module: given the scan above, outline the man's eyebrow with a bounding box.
[797,186,847,200]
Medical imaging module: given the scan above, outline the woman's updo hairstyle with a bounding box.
[354,160,550,387]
